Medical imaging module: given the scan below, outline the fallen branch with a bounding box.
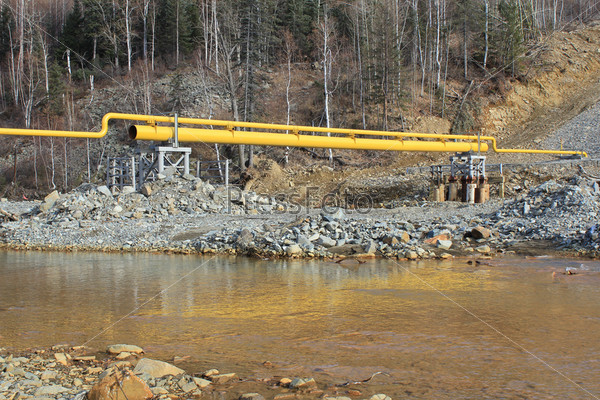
[0,209,18,221]
[337,371,391,386]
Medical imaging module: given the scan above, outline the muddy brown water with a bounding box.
[1,251,599,399]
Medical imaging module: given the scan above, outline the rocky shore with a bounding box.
[0,168,598,259]
[1,344,388,400]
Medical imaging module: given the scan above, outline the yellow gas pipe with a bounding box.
[0,112,587,157]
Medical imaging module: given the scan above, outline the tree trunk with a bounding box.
[322,2,333,165]
[126,0,132,71]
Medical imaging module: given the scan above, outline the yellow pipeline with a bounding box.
[0,112,587,157]
[129,125,488,153]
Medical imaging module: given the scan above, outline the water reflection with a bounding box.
[0,251,599,399]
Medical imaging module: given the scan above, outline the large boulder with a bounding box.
[88,370,152,400]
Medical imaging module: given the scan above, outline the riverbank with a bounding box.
[1,344,386,400]
[0,168,598,260]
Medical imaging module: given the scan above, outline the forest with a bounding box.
[0,0,599,194]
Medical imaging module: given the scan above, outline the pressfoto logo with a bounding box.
[224,186,374,215]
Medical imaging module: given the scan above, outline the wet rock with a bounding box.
[107,344,144,355]
[289,378,317,390]
[210,373,237,384]
[116,352,132,360]
[133,358,184,378]
[202,369,219,377]
[369,395,391,400]
[406,250,418,260]
[475,245,491,254]
[88,370,153,400]
[285,244,302,255]
[192,377,211,388]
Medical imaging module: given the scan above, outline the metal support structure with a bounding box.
[108,144,192,191]
[429,153,492,204]
[107,156,136,193]
[196,159,230,186]
[450,153,487,181]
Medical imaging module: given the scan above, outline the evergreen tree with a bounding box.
[61,0,93,60]
[275,0,318,57]
[496,0,523,76]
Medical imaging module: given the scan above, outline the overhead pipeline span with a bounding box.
[0,112,587,157]
[128,125,488,153]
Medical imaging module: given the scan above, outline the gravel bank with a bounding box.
[1,344,379,400]
[0,170,598,259]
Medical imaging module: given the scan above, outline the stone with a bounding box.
[289,378,317,390]
[279,378,292,386]
[88,369,153,400]
[424,234,450,245]
[97,186,113,197]
[475,245,491,254]
[203,369,219,377]
[239,393,265,400]
[363,240,377,254]
[151,387,169,395]
[34,385,68,396]
[369,395,391,400]
[133,358,184,378]
[121,186,136,195]
[382,236,399,246]
[72,210,84,220]
[73,355,96,361]
[116,352,132,360]
[178,379,198,393]
[141,184,153,197]
[285,244,302,255]
[398,231,411,243]
[317,235,336,248]
[437,240,452,250]
[54,352,69,366]
[20,379,42,388]
[192,377,211,388]
[210,373,237,384]
[471,226,491,239]
[322,209,344,222]
[406,250,418,260]
[41,371,58,380]
[44,190,60,204]
[107,344,144,355]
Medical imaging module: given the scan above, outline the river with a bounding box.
[0,251,599,399]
